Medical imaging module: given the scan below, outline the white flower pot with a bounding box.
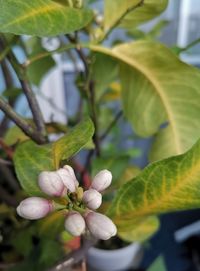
[87,242,143,271]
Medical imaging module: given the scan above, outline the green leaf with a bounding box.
[91,53,118,100]
[108,138,200,229]
[0,0,93,37]
[14,141,54,195]
[120,0,168,30]
[118,216,160,242]
[26,37,55,86]
[104,0,168,32]
[90,41,200,161]
[148,256,166,271]
[53,118,94,168]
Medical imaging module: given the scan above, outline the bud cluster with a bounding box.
[16,166,117,240]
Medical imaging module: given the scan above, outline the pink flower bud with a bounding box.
[91,170,112,192]
[83,189,102,210]
[16,197,53,220]
[64,211,85,236]
[57,166,78,193]
[38,171,66,197]
[85,211,117,240]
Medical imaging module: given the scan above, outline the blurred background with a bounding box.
[1,0,200,270]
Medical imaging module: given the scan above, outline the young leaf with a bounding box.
[53,118,94,168]
[0,0,93,37]
[108,138,200,228]
[90,41,200,161]
[26,37,55,86]
[104,0,168,33]
[14,141,54,195]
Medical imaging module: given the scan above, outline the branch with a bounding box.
[7,49,47,139]
[0,97,46,144]
[178,37,200,54]
[100,110,123,141]
[0,35,19,63]
[88,80,101,156]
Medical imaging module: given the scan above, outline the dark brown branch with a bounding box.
[20,79,47,138]
[100,110,123,141]
[0,59,15,135]
[0,97,46,144]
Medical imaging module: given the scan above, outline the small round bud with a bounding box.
[83,189,102,210]
[91,170,112,192]
[85,211,117,240]
[65,211,86,236]
[38,171,66,197]
[57,165,78,192]
[16,197,53,220]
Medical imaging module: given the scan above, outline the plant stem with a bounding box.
[178,37,200,53]
[0,35,19,63]
[100,110,123,141]
[0,97,46,144]
[88,80,101,156]
[7,49,47,140]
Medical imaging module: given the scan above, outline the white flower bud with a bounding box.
[64,211,86,236]
[91,170,112,192]
[16,197,53,220]
[83,189,102,210]
[85,211,117,240]
[38,171,67,197]
[57,165,78,193]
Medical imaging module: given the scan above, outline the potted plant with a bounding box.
[1,1,200,271]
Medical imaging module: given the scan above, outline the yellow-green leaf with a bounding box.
[0,0,93,37]
[108,138,200,228]
[104,0,168,32]
[90,41,200,161]
[53,118,94,168]
[118,216,160,242]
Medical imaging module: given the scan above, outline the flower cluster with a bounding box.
[16,166,117,240]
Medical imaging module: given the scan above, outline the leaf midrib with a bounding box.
[2,3,63,29]
[90,44,182,154]
[116,153,200,219]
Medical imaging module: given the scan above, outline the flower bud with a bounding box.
[91,170,112,192]
[38,171,67,197]
[57,166,78,193]
[65,211,85,236]
[85,211,117,240]
[16,197,53,220]
[83,189,102,210]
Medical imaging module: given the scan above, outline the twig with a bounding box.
[88,80,101,156]
[0,35,19,63]
[0,97,46,144]
[20,79,47,138]
[100,110,123,141]
[178,37,200,54]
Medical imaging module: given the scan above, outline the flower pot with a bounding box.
[86,242,143,271]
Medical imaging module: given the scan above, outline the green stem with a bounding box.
[178,37,200,54]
